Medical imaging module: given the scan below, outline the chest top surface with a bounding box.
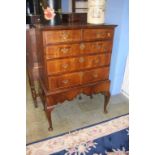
[35,23,117,31]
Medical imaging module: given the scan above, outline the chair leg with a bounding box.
[31,87,38,108]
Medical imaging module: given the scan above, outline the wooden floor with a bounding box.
[26,82,129,144]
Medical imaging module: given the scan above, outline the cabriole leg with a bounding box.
[90,94,93,99]
[104,91,111,113]
[79,95,82,100]
[45,108,53,131]
[45,97,54,131]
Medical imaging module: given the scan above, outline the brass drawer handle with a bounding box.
[94,58,100,64]
[61,31,69,41]
[96,44,102,50]
[62,79,69,84]
[80,43,85,50]
[103,47,108,52]
[96,32,106,38]
[96,32,101,38]
[79,57,85,63]
[62,64,69,69]
[93,74,98,78]
[60,47,69,54]
[107,32,111,37]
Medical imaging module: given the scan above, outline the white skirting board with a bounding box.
[121,89,129,98]
[121,56,129,98]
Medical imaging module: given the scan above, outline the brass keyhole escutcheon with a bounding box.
[94,58,100,64]
[93,74,98,78]
[96,43,102,50]
[79,57,85,63]
[103,47,108,52]
[62,63,68,69]
[80,43,85,50]
[62,79,69,84]
[61,31,69,41]
[96,32,100,38]
[60,47,69,54]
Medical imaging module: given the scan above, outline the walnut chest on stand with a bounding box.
[35,23,116,130]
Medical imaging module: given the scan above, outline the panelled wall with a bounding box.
[61,0,129,95]
[105,0,129,95]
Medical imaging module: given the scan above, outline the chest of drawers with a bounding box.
[35,24,116,130]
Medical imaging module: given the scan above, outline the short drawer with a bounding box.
[45,41,113,59]
[47,53,111,75]
[83,28,114,41]
[45,43,82,59]
[82,67,109,84]
[43,29,81,44]
[48,72,81,90]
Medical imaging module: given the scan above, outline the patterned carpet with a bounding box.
[26,114,129,155]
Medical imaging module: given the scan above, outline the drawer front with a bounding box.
[48,67,109,90]
[45,41,113,59]
[47,53,111,75]
[43,30,81,44]
[83,28,114,41]
[48,72,81,90]
[82,67,109,84]
[45,44,82,59]
[47,80,110,105]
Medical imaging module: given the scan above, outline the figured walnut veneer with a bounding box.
[35,23,116,130]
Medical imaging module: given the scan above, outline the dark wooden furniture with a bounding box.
[26,15,41,24]
[35,23,116,130]
[26,27,40,107]
[72,0,88,13]
[26,0,40,24]
[62,13,87,23]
